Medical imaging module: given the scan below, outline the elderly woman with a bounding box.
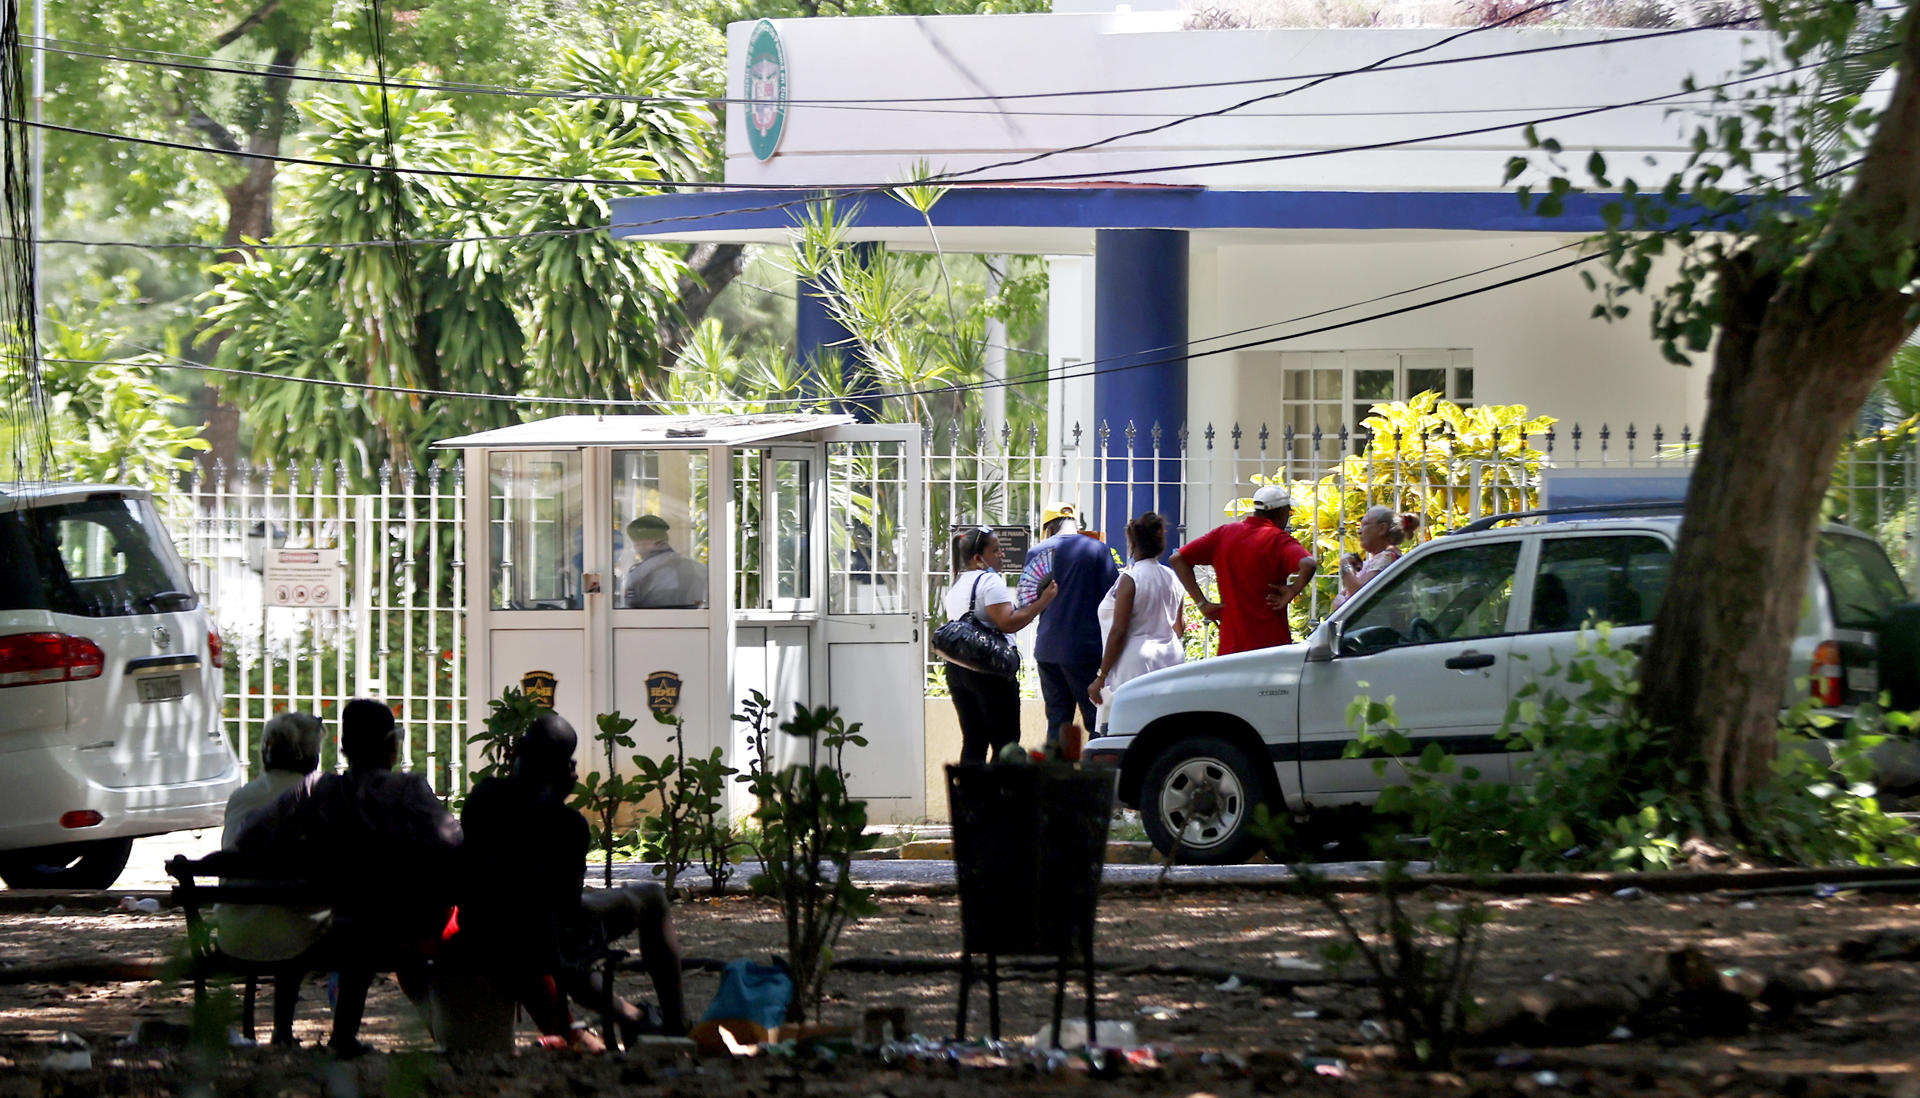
[216,711,332,1046]
[1334,506,1422,610]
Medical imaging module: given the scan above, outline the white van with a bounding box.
[0,483,241,888]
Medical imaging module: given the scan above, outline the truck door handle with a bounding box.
[1444,653,1496,670]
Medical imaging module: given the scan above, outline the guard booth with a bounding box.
[437,414,926,821]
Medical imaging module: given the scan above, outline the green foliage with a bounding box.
[6,293,209,486]
[467,686,548,789]
[633,711,738,893]
[1348,631,1920,872]
[575,710,646,887]
[1227,394,1554,635]
[1507,1,1901,365]
[737,695,878,1023]
[199,32,718,480]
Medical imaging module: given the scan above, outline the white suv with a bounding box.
[1085,511,1914,864]
[0,483,241,888]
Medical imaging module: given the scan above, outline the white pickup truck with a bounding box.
[1083,512,1915,863]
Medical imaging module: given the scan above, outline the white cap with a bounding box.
[1251,485,1297,513]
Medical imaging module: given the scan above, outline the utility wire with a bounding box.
[28,18,1764,110]
[103,243,1602,408]
[18,56,1821,214]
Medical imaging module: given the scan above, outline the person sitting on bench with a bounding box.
[214,710,332,1046]
[236,699,463,1056]
[457,713,688,1051]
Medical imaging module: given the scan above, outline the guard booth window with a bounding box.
[488,451,583,610]
[828,441,908,614]
[611,450,711,609]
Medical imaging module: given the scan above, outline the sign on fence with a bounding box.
[264,548,346,608]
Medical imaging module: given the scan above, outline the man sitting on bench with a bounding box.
[215,710,332,1046]
[236,699,463,1056]
[457,713,688,1051]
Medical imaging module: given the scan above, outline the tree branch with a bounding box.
[213,0,283,49]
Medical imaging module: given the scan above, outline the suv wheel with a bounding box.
[0,838,135,890]
[1140,736,1269,865]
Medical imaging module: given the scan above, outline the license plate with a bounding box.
[136,673,185,703]
[1848,666,1878,695]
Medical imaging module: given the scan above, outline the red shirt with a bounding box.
[1178,516,1313,655]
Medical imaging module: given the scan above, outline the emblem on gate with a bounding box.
[744,20,788,162]
[646,670,683,716]
[152,625,172,652]
[520,670,557,711]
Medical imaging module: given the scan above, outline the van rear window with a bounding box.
[1815,533,1909,630]
[0,498,197,617]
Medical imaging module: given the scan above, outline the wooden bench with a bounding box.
[165,853,332,1044]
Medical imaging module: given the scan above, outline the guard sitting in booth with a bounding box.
[621,515,707,609]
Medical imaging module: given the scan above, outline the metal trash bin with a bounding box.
[945,763,1114,1044]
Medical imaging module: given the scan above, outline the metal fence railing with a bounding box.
[74,413,1916,790]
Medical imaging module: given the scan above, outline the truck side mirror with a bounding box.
[1305,620,1341,662]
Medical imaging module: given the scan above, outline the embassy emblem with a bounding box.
[744,20,788,162]
[646,670,683,716]
[519,670,557,711]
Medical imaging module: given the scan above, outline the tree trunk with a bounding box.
[193,45,302,468]
[1637,1,1920,830]
[659,242,747,366]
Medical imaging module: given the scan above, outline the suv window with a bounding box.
[1815,532,1909,629]
[0,496,197,618]
[1342,540,1520,652]
[1527,535,1670,632]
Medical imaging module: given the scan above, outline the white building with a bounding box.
[610,8,1778,776]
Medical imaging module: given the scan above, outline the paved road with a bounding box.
[74,831,1398,894]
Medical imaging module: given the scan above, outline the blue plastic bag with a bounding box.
[701,958,793,1029]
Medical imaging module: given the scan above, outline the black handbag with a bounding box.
[933,572,1021,677]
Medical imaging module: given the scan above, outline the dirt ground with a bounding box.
[2,882,1919,1096]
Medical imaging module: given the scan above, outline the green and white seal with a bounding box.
[744,20,789,162]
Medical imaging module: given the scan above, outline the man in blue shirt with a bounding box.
[1032,502,1119,746]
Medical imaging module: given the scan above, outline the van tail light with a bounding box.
[1811,640,1843,707]
[0,633,106,688]
[208,625,224,669]
[60,810,103,829]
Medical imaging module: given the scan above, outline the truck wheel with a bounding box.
[1140,736,1270,865]
[0,838,135,890]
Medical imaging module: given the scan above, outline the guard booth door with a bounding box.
[731,427,925,821]
[817,425,924,821]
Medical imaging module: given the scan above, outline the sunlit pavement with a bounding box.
[51,832,1401,894]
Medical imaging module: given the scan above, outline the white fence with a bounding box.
[113,415,1917,795]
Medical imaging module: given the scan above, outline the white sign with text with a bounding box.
[264,548,346,609]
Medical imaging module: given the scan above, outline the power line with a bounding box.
[29,19,1767,111]
[21,55,1817,212]
[102,242,1601,408]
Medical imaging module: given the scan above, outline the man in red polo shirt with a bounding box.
[1171,485,1316,655]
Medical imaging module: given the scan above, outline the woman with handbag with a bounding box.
[938,526,1056,763]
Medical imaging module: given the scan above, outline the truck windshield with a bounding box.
[0,494,198,617]
[1815,532,1909,630]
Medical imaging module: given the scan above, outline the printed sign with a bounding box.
[947,523,1031,573]
[646,670,683,716]
[520,670,558,711]
[264,548,346,608]
[744,20,789,162]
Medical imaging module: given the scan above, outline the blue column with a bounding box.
[1093,229,1187,549]
[796,242,879,422]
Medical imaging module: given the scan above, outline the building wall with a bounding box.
[726,16,1776,191]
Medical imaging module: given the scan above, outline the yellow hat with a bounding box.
[1040,501,1077,527]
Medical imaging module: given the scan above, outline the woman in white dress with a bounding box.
[1088,512,1187,733]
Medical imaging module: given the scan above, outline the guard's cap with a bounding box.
[626,514,671,539]
[1040,501,1077,526]
[1251,485,1298,513]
